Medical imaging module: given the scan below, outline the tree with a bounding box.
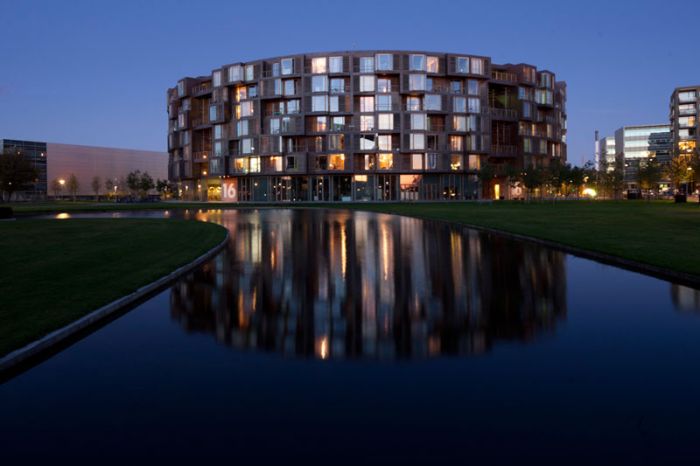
[0,148,38,202]
[50,179,62,198]
[156,179,172,199]
[638,157,663,200]
[139,172,155,197]
[67,173,79,201]
[499,164,522,200]
[665,156,691,194]
[104,177,113,199]
[522,166,543,201]
[91,175,101,200]
[126,170,142,198]
[476,163,496,199]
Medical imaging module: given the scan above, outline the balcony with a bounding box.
[193,151,210,162]
[488,108,519,121]
[491,71,518,84]
[490,144,518,157]
[192,83,212,96]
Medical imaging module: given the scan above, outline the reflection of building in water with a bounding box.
[170,210,567,360]
[671,285,700,313]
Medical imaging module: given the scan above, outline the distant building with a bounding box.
[612,124,671,193]
[0,139,167,199]
[0,139,48,199]
[669,86,699,159]
[595,135,617,172]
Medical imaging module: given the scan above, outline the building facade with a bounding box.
[669,86,699,159]
[167,51,567,201]
[0,139,48,200]
[0,139,168,198]
[595,135,617,172]
[611,124,671,193]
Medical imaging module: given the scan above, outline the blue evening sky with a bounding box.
[1,0,697,165]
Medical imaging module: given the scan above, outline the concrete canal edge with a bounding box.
[0,230,230,376]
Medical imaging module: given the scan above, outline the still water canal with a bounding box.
[2,209,700,463]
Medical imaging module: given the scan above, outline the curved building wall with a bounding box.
[167,51,567,201]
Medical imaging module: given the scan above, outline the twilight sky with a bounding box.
[1,0,698,165]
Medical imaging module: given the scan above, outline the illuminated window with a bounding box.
[360,115,375,131]
[411,153,423,169]
[328,153,345,170]
[378,113,394,130]
[311,57,327,74]
[245,65,254,81]
[426,56,439,73]
[450,154,463,170]
[468,154,480,170]
[378,135,392,151]
[360,75,375,92]
[315,116,327,132]
[363,154,375,170]
[450,135,464,151]
[360,134,376,150]
[406,96,421,111]
[453,116,467,131]
[378,153,393,169]
[470,58,484,75]
[239,101,253,117]
[360,96,374,112]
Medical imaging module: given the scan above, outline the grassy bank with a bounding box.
[0,218,226,356]
[354,201,700,278]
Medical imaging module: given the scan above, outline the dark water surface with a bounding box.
[2,209,700,464]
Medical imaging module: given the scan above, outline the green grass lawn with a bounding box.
[0,218,226,356]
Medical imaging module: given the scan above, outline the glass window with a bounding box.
[209,105,218,121]
[270,118,280,134]
[330,78,345,93]
[239,101,253,117]
[360,134,376,150]
[522,102,532,118]
[523,138,531,153]
[468,115,479,131]
[409,74,426,91]
[424,94,441,111]
[271,63,280,78]
[312,95,328,112]
[378,153,393,169]
[312,75,328,92]
[177,81,185,97]
[245,65,254,81]
[411,113,426,130]
[407,96,422,111]
[240,138,253,154]
[329,56,343,73]
[426,153,438,169]
[328,153,345,170]
[248,85,258,98]
[453,96,466,113]
[679,91,697,103]
[287,100,300,114]
[411,153,423,169]
[378,135,392,151]
[360,57,374,73]
[237,120,249,136]
[378,113,394,130]
[450,154,462,170]
[332,116,345,131]
[311,57,327,74]
[228,65,242,82]
[456,57,469,73]
[453,116,467,131]
[360,115,375,131]
[540,140,548,154]
[470,58,484,75]
[467,97,480,113]
[360,96,375,112]
[375,53,393,70]
[329,96,339,112]
[376,95,392,111]
[468,80,479,95]
[360,75,375,92]
[214,124,223,139]
[377,78,392,93]
[273,79,282,95]
[212,71,222,87]
[281,58,294,75]
[410,133,425,150]
[315,116,327,131]
[426,56,439,73]
[284,79,295,96]
[450,135,463,151]
[409,54,426,71]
